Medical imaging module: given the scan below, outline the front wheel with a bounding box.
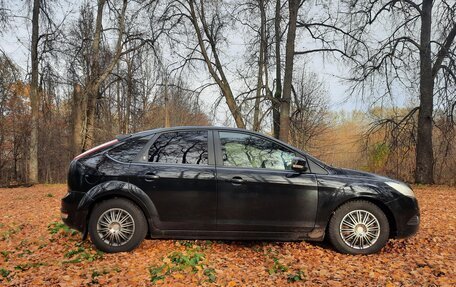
[88,198,147,253]
[328,200,390,254]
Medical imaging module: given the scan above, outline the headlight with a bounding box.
[385,182,415,198]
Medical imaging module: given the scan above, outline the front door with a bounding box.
[128,130,216,230]
[214,131,318,232]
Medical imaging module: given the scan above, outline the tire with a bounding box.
[328,200,390,255]
[88,198,147,253]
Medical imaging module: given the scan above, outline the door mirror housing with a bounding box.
[291,157,308,173]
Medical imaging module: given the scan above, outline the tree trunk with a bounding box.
[253,0,266,131]
[71,84,83,156]
[28,0,40,184]
[82,86,98,151]
[279,0,299,142]
[126,58,133,133]
[81,0,105,151]
[164,75,170,127]
[415,0,434,184]
[116,64,122,133]
[272,0,282,138]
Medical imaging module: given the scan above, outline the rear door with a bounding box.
[214,130,318,232]
[128,129,217,230]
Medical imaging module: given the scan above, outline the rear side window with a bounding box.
[108,137,151,163]
[148,131,208,165]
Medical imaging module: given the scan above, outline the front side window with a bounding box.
[219,132,295,170]
[148,131,208,165]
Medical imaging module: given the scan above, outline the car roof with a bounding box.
[145,126,252,132]
[133,126,274,138]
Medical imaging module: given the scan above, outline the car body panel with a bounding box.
[212,129,319,232]
[127,162,217,230]
[215,167,318,232]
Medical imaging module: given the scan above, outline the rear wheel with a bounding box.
[328,200,389,254]
[88,198,147,253]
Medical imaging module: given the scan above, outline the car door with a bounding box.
[128,129,217,230]
[214,130,318,232]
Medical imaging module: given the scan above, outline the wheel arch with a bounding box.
[77,180,160,238]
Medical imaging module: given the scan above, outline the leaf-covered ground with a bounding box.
[0,185,454,286]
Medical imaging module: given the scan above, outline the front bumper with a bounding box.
[386,195,420,238]
[61,190,87,233]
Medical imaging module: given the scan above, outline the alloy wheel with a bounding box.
[96,208,135,246]
[339,210,380,250]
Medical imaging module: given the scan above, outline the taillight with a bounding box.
[74,139,119,160]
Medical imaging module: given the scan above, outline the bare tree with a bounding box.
[81,0,129,151]
[227,0,275,131]
[75,0,156,150]
[0,55,20,185]
[0,0,9,33]
[28,0,40,183]
[343,0,456,184]
[153,0,246,128]
[71,84,83,157]
[290,68,329,150]
[252,0,267,131]
[278,0,300,142]
[273,0,283,138]
[187,0,245,129]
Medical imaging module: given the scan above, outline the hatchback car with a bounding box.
[61,126,419,254]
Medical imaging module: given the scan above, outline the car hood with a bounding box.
[331,167,389,181]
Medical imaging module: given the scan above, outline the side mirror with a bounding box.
[291,157,308,173]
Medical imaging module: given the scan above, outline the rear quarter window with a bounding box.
[107,137,151,163]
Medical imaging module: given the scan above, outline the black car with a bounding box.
[61,126,419,254]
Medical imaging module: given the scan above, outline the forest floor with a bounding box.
[0,184,454,287]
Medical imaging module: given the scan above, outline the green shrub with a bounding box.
[48,222,77,236]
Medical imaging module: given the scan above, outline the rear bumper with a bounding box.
[61,190,87,233]
[386,196,420,239]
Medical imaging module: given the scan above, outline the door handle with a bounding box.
[144,172,160,181]
[230,176,244,184]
